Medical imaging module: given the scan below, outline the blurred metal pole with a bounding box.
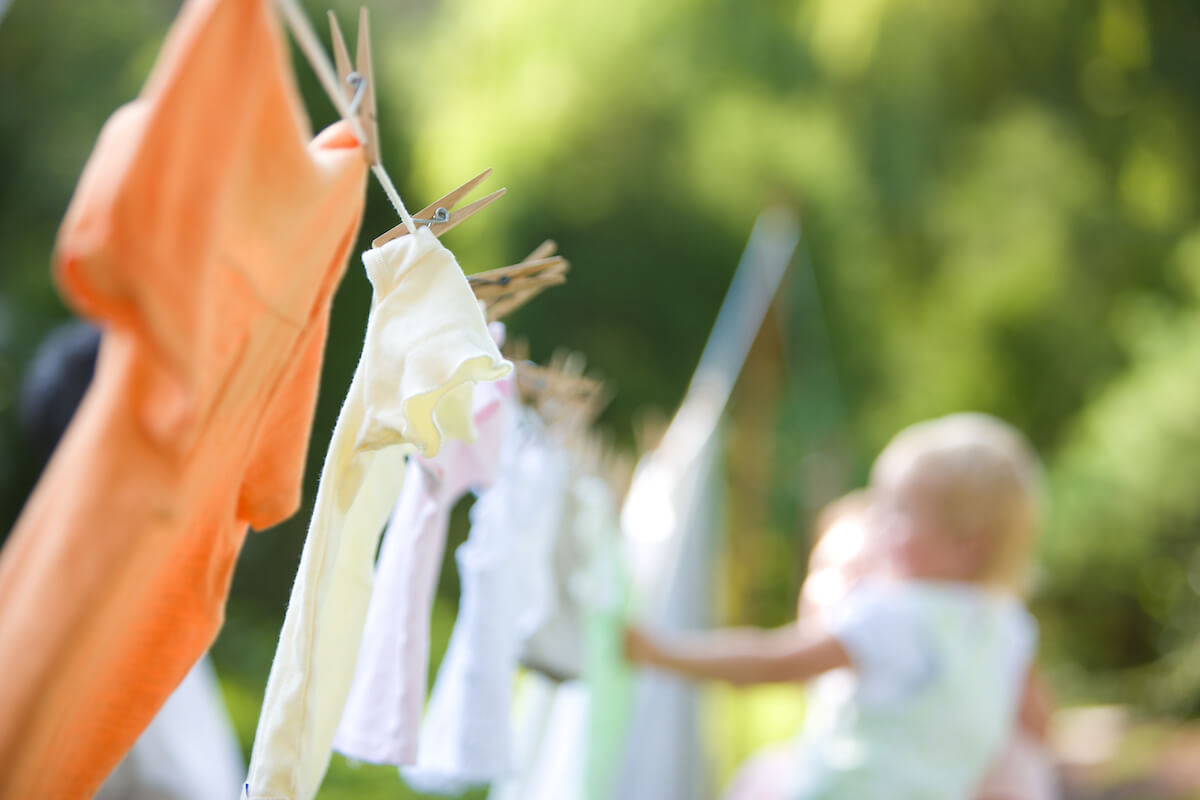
[615,209,800,800]
[638,208,801,489]
[621,207,800,558]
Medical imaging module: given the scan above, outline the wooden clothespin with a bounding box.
[276,2,504,246]
[548,347,611,428]
[275,1,419,235]
[503,336,532,365]
[328,9,379,166]
[470,240,569,322]
[373,169,508,248]
[514,349,610,432]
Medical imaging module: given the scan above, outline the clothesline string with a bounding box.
[273,0,418,237]
[371,165,417,236]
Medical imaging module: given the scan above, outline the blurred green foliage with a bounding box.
[4,0,1200,794]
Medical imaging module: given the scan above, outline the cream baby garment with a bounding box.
[244,227,509,800]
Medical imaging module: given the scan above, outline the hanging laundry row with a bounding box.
[245,331,637,800]
[0,0,639,798]
[343,349,636,799]
[242,6,635,799]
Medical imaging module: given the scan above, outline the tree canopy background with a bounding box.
[3,0,1200,796]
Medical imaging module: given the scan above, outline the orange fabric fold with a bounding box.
[0,0,367,796]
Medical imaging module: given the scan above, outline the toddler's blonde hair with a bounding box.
[870,412,1043,594]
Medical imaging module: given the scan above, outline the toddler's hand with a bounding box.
[624,625,659,666]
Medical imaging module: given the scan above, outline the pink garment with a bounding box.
[333,375,514,765]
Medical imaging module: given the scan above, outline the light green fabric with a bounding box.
[793,580,1036,800]
[574,476,633,800]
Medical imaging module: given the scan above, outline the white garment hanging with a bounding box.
[488,475,632,800]
[403,415,568,793]
[511,681,590,800]
[516,421,579,680]
[96,656,243,800]
[487,672,560,800]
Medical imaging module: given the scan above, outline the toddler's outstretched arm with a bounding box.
[624,623,850,686]
[1018,665,1054,741]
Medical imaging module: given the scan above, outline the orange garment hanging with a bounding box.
[0,0,368,796]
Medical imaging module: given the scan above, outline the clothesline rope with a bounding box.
[372,164,418,237]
